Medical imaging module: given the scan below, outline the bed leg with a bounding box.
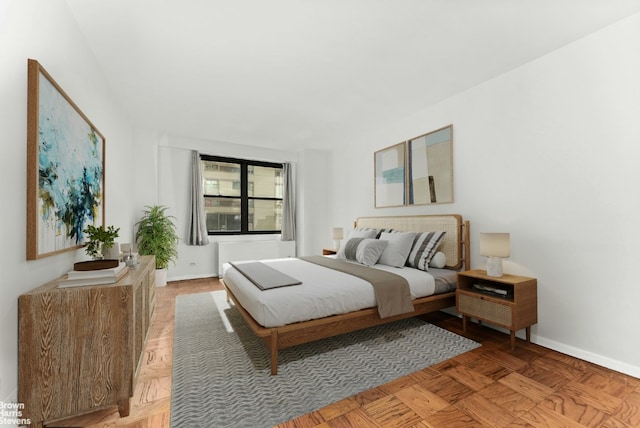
[270,330,279,375]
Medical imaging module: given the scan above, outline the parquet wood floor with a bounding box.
[54,278,640,427]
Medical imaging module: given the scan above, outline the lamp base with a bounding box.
[486,257,503,277]
[334,240,341,250]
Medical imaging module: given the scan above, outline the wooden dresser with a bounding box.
[18,255,156,428]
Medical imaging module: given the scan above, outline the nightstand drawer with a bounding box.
[458,294,512,326]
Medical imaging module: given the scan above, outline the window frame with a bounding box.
[200,154,283,236]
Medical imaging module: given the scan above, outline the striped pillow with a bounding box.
[354,227,395,239]
[337,229,377,259]
[406,231,446,271]
[339,238,388,266]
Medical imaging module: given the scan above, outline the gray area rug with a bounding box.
[170,291,480,427]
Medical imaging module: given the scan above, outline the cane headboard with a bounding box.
[354,214,470,270]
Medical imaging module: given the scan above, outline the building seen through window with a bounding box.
[201,155,283,234]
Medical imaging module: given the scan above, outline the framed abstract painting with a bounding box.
[374,142,406,208]
[408,125,453,205]
[26,59,105,260]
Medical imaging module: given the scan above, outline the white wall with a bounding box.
[297,149,331,255]
[0,0,134,404]
[329,12,640,377]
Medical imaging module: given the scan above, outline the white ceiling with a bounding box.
[65,0,640,151]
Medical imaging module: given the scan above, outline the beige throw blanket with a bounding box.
[300,256,414,318]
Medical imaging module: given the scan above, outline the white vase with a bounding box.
[102,243,120,260]
[155,268,168,287]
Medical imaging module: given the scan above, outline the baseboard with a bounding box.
[443,311,640,379]
[535,336,640,379]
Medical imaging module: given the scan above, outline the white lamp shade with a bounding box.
[479,233,510,258]
[331,227,344,240]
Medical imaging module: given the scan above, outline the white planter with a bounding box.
[102,243,120,260]
[155,268,168,287]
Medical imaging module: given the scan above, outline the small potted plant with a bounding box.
[83,224,120,259]
[135,205,179,286]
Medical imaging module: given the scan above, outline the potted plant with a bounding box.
[83,224,120,259]
[135,205,179,286]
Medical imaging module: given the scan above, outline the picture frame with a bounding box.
[408,125,453,205]
[26,59,106,260]
[374,142,406,208]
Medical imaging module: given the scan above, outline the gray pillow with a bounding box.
[377,232,416,268]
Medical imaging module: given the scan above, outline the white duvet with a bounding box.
[222,257,437,328]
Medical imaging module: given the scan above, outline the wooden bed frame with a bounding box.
[222,214,470,375]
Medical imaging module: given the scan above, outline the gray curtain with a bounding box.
[188,151,210,246]
[281,163,296,241]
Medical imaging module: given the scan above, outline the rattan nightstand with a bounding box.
[456,269,537,350]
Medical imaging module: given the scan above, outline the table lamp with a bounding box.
[331,227,344,250]
[479,232,510,277]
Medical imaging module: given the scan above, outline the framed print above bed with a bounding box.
[374,142,406,208]
[374,125,453,208]
[408,125,453,205]
[26,59,106,260]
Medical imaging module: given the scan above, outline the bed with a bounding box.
[221,214,470,374]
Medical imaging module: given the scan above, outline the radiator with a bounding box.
[217,240,296,275]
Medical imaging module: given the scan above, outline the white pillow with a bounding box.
[338,238,388,266]
[337,229,376,258]
[377,232,416,268]
[428,251,447,269]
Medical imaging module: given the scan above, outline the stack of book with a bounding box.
[57,262,129,288]
[472,283,509,297]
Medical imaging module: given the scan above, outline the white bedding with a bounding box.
[222,257,439,328]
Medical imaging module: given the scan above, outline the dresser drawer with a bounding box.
[458,293,512,326]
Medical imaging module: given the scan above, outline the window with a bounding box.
[201,155,283,234]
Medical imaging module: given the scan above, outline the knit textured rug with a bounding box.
[170,291,480,427]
